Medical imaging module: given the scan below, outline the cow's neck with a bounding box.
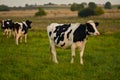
[73,24,87,42]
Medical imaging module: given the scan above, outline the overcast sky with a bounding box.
[0,0,120,7]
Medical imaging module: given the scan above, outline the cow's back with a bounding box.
[47,23,80,48]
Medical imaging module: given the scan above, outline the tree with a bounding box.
[35,7,46,16]
[104,2,112,9]
[118,6,120,9]
[70,3,78,11]
[71,3,85,11]
[0,5,10,11]
[88,2,97,9]
[78,2,104,17]
[77,4,85,11]
[81,2,87,6]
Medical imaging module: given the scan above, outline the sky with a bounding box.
[0,0,120,7]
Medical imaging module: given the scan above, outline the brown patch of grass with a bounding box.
[0,9,120,19]
[0,9,77,18]
[0,10,38,17]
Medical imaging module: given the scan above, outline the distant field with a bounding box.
[0,9,77,17]
[0,9,120,80]
[0,9,120,18]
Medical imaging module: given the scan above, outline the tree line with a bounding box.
[0,1,120,17]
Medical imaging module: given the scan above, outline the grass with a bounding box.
[0,9,120,80]
[0,28,120,80]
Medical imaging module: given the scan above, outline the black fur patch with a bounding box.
[25,20,32,28]
[22,20,32,34]
[67,29,72,39]
[22,23,28,34]
[73,24,87,42]
[61,43,65,47]
[54,24,71,44]
[95,22,99,27]
[13,23,20,33]
[49,31,52,36]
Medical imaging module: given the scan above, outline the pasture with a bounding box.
[0,9,120,80]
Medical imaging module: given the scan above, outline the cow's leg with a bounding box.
[78,40,87,65]
[13,31,16,39]
[50,40,58,63]
[3,30,5,35]
[16,34,20,45]
[6,30,9,38]
[24,34,27,43]
[8,30,11,38]
[20,36,22,43]
[13,31,17,39]
[71,43,76,64]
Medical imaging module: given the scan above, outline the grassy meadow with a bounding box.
[0,9,120,80]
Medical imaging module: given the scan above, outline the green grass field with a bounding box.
[0,15,120,80]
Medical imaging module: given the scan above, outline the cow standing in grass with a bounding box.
[0,19,14,38]
[47,20,100,64]
[13,20,32,45]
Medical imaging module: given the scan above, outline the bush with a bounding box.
[0,5,10,11]
[35,7,46,16]
[78,2,104,17]
[78,8,94,17]
[118,6,120,9]
[94,7,104,15]
[78,7,104,17]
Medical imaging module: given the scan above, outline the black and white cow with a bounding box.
[13,20,32,45]
[0,19,14,38]
[47,20,100,64]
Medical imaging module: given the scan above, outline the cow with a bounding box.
[13,20,32,45]
[0,19,14,38]
[47,20,100,65]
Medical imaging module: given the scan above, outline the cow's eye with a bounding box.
[87,26,95,32]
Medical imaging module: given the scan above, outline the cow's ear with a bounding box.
[14,23,20,27]
[30,21,32,24]
[86,23,90,27]
[26,20,32,24]
[95,22,99,27]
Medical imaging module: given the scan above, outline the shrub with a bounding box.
[118,6,120,9]
[78,2,104,17]
[78,7,104,17]
[35,7,46,16]
[78,8,94,17]
[94,7,104,15]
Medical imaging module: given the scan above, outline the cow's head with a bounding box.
[6,19,13,29]
[86,20,100,36]
[25,20,32,28]
[1,19,13,29]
